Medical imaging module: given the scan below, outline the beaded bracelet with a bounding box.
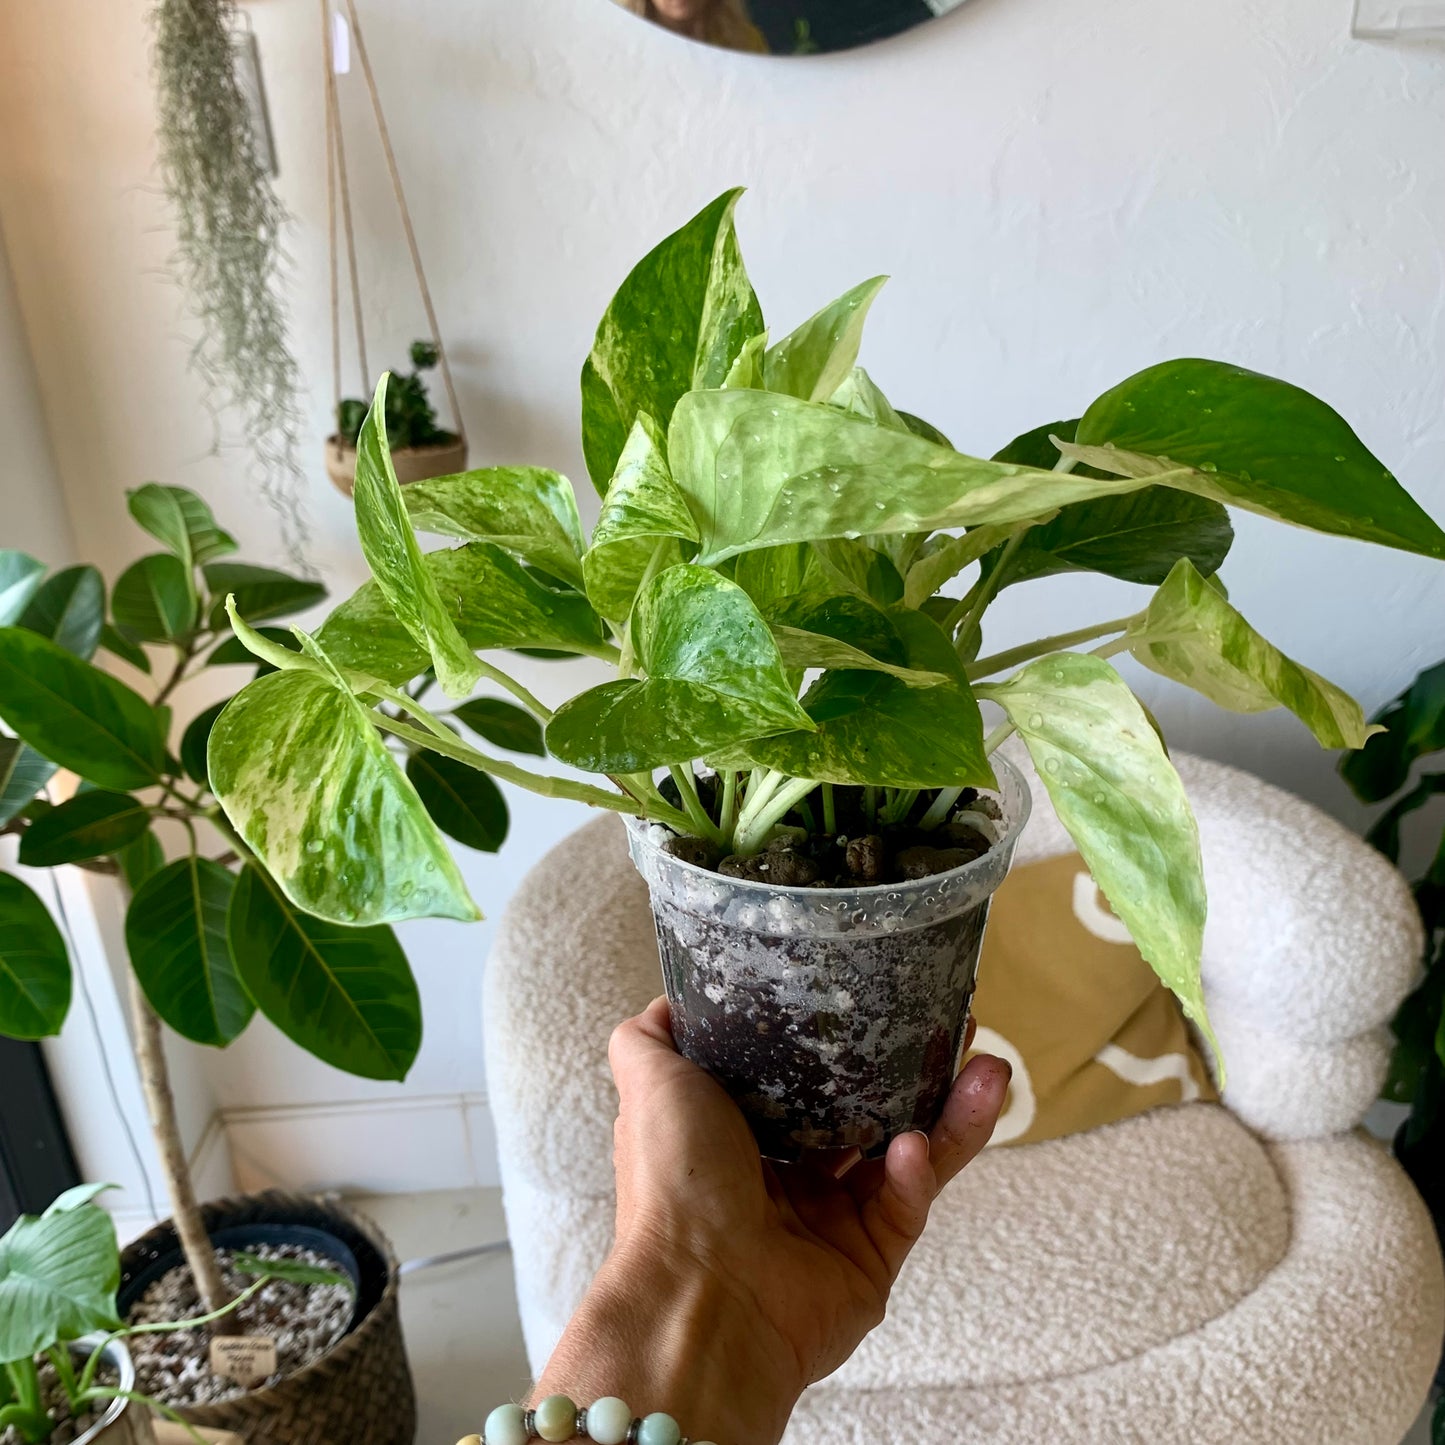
[458,1396,717,1445]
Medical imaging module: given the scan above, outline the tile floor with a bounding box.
[355,1187,1437,1445]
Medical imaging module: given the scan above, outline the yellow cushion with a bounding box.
[968,852,1216,1146]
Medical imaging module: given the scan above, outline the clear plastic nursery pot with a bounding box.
[625,756,1030,1159]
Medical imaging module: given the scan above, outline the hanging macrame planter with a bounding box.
[320,0,467,496]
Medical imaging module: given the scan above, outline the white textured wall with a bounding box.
[0,0,1441,1125]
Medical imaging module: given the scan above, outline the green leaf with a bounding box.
[0,1193,121,1361]
[0,552,46,626]
[827,366,905,429]
[18,791,150,867]
[762,277,887,403]
[353,375,483,699]
[406,751,509,852]
[0,873,70,1040]
[0,628,167,789]
[728,609,991,789]
[128,483,237,568]
[44,1183,117,1216]
[111,554,197,642]
[99,623,151,673]
[403,467,586,589]
[208,655,480,926]
[126,857,251,1047]
[902,524,1022,609]
[546,566,812,773]
[0,737,57,828]
[203,563,326,625]
[669,389,1152,566]
[316,542,604,684]
[977,654,1216,1061]
[180,700,229,785]
[451,697,546,756]
[1363,771,1445,864]
[897,410,954,449]
[727,543,830,612]
[722,330,768,389]
[227,863,421,1082]
[1341,660,1445,804]
[229,1249,353,1291]
[1127,559,1377,749]
[115,829,165,892]
[18,566,106,659]
[1067,359,1445,559]
[770,625,946,687]
[764,592,947,688]
[583,413,700,622]
[581,189,763,492]
[811,538,905,605]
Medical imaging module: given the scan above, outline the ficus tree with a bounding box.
[207,190,1444,1064]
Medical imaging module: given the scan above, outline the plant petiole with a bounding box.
[718,769,740,840]
[669,765,725,846]
[732,774,820,855]
[966,615,1140,680]
[821,782,837,836]
[471,659,551,723]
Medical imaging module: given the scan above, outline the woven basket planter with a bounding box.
[118,1190,415,1445]
[325,433,467,497]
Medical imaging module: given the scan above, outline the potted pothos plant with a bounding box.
[0,486,516,1442]
[326,340,467,496]
[208,190,1445,1158]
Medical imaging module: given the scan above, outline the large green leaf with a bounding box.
[126,856,251,1047]
[1127,559,1377,749]
[1342,660,1445,805]
[203,563,326,625]
[0,737,56,827]
[353,376,483,699]
[406,750,509,852]
[0,628,166,789]
[403,466,586,589]
[128,483,237,568]
[180,700,229,785]
[1068,359,1445,559]
[0,873,70,1040]
[0,1192,121,1362]
[17,566,106,659]
[0,551,46,626]
[902,524,1022,608]
[827,366,905,429]
[583,413,700,622]
[977,654,1216,1059]
[112,554,197,642]
[451,697,546,756]
[316,542,605,684]
[762,277,887,403]
[764,591,947,687]
[18,790,150,866]
[727,543,830,612]
[1362,771,1445,865]
[99,623,151,673]
[581,189,763,492]
[115,829,166,893]
[669,389,1153,566]
[208,653,479,926]
[728,609,991,789]
[546,566,811,773]
[228,863,421,1082]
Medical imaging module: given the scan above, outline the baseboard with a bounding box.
[223,1091,499,1195]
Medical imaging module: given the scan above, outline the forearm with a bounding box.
[532,1242,804,1445]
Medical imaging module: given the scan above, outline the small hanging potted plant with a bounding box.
[0,485,513,1440]
[207,191,1445,1156]
[326,341,468,496]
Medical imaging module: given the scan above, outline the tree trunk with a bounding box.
[126,973,238,1333]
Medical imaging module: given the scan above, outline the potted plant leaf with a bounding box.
[0,485,513,1442]
[0,1182,354,1445]
[207,190,1445,1158]
[326,340,468,496]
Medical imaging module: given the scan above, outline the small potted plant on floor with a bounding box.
[208,190,1445,1157]
[326,340,468,496]
[0,486,512,1441]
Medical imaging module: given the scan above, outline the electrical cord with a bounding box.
[398,1239,512,1277]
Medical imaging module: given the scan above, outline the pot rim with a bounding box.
[66,1335,135,1445]
[324,432,463,457]
[625,753,1031,903]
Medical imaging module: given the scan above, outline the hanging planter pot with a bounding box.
[325,431,467,497]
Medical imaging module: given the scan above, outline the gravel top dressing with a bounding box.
[124,1244,352,1407]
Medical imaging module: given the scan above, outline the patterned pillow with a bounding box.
[967,852,1217,1147]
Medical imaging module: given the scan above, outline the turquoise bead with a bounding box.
[483,1404,528,1445]
[637,1413,681,1445]
[584,1398,633,1445]
[534,1395,578,1442]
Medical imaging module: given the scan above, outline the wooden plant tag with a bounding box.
[209,1335,278,1386]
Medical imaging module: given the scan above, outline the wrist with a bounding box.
[534,1237,804,1445]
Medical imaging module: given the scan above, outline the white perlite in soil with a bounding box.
[0,1356,119,1445]
[125,1244,353,1407]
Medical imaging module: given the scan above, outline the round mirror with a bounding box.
[611,0,969,54]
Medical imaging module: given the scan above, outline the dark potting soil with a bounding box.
[658,780,1001,887]
[124,1244,352,1408]
[0,1356,119,1445]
